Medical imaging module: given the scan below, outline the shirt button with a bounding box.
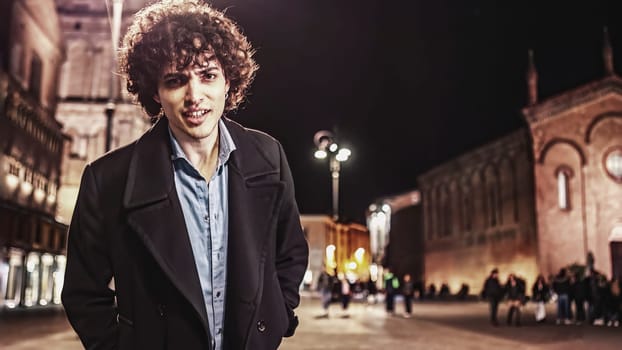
[204,215,209,222]
[217,328,222,334]
[257,320,266,333]
[216,291,221,298]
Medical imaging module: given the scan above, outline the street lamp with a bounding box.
[313,130,351,221]
[105,0,124,152]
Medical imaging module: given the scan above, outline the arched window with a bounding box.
[488,184,499,226]
[556,167,573,210]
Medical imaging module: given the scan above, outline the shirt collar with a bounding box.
[168,118,237,168]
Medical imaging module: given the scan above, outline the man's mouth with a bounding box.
[182,109,210,124]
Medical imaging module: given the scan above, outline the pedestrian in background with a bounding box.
[505,273,525,327]
[340,275,352,318]
[571,270,588,324]
[384,268,400,315]
[317,268,336,318]
[366,278,378,305]
[482,268,503,326]
[402,273,415,318]
[552,268,572,325]
[532,274,550,323]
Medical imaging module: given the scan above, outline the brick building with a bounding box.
[419,37,622,293]
[418,130,538,293]
[0,0,68,310]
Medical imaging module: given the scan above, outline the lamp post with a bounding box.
[105,0,123,152]
[313,130,351,221]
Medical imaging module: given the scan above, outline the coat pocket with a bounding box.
[117,313,135,350]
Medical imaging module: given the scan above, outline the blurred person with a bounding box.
[456,283,470,301]
[605,276,620,327]
[552,268,572,325]
[571,270,588,324]
[586,267,604,324]
[366,278,378,305]
[60,1,309,349]
[317,268,337,318]
[402,273,415,318]
[340,275,352,318]
[439,283,450,299]
[505,273,525,327]
[427,283,437,299]
[482,268,503,326]
[384,268,400,314]
[531,274,550,323]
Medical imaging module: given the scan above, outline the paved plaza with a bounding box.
[1,297,621,349]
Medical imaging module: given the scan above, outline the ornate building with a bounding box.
[54,0,151,222]
[419,33,622,293]
[524,33,622,280]
[0,0,68,310]
[301,215,370,289]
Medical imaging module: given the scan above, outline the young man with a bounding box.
[61,1,309,349]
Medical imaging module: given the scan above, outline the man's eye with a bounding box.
[200,71,217,80]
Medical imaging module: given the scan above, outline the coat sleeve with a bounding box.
[61,164,118,349]
[275,142,309,337]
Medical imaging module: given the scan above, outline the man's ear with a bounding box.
[153,94,161,104]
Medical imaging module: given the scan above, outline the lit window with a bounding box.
[557,170,570,210]
[605,148,622,182]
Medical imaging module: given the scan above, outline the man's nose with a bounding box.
[184,76,203,105]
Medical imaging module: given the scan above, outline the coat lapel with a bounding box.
[122,118,210,337]
[223,119,285,348]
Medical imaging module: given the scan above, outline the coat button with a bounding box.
[257,320,266,333]
[157,304,166,317]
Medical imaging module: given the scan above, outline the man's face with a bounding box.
[154,54,229,141]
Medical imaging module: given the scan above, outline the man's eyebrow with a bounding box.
[161,72,185,78]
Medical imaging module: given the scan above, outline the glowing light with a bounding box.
[314,149,327,159]
[34,188,45,203]
[382,204,391,212]
[5,174,19,190]
[354,248,365,263]
[329,143,338,152]
[325,244,336,269]
[21,181,33,195]
[369,263,378,282]
[347,261,357,270]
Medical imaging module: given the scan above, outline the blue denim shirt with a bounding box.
[168,119,236,350]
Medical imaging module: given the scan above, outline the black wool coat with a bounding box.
[61,117,309,350]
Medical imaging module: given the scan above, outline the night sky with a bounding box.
[207,0,622,224]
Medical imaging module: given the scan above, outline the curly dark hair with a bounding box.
[119,0,258,116]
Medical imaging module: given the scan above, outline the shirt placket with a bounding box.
[209,166,225,349]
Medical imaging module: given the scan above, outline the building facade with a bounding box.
[55,0,151,222]
[524,71,622,280]
[418,40,622,294]
[0,0,68,310]
[418,131,538,293]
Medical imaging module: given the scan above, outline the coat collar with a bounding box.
[123,116,278,209]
